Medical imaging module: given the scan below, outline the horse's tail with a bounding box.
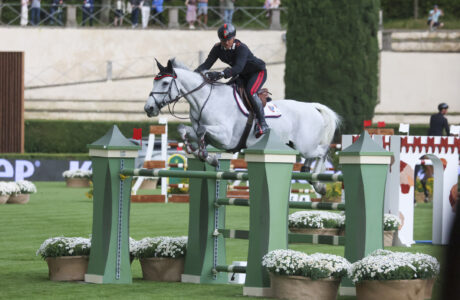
[311,102,341,146]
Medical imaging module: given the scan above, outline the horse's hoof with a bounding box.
[313,183,327,195]
[300,165,311,173]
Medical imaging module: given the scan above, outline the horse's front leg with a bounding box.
[178,124,198,154]
[195,126,220,166]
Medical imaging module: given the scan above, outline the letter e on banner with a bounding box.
[0,159,14,179]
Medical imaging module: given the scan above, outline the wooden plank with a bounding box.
[149,125,166,134]
[168,194,190,203]
[366,128,394,135]
[143,160,166,169]
[227,190,249,199]
[131,195,165,203]
[230,159,247,169]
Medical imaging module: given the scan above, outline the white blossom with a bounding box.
[62,170,92,179]
[289,210,345,229]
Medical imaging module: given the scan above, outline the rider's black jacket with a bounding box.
[195,39,266,78]
[428,113,450,136]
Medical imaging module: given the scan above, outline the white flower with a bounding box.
[289,210,345,229]
[383,214,401,231]
[350,251,439,283]
[36,237,91,258]
[62,170,92,179]
[16,181,37,194]
[0,182,21,196]
[131,236,187,258]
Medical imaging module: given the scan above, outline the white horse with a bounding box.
[144,59,341,194]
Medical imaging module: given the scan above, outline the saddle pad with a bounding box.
[233,88,282,118]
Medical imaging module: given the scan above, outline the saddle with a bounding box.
[227,81,272,153]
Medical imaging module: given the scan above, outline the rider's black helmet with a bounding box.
[438,103,449,111]
[218,23,236,41]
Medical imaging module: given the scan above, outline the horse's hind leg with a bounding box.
[311,156,327,195]
[301,158,315,173]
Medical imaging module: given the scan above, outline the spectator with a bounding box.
[30,0,40,26]
[49,0,64,26]
[428,103,450,136]
[130,0,141,28]
[82,0,94,27]
[427,5,444,32]
[141,0,151,29]
[151,0,164,25]
[114,0,126,26]
[185,0,197,29]
[197,0,208,27]
[221,0,234,25]
[20,0,29,26]
[264,0,279,16]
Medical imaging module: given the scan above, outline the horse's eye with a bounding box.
[162,82,168,87]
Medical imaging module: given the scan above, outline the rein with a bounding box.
[149,73,215,121]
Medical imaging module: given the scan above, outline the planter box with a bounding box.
[270,273,340,300]
[139,257,185,282]
[46,256,89,281]
[321,196,342,203]
[425,278,435,299]
[356,279,426,300]
[7,194,30,204]
[384,230,395,247]
[289,227,344,236]
[0,195,9,204]
[65,178,90,188]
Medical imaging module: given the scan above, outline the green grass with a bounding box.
[384,18,460,30]
[0,182,445,299]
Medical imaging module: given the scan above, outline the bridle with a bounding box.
[149,72,215,122]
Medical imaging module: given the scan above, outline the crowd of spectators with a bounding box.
[15,0,283,28]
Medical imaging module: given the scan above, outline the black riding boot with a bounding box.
[250,93,270,138]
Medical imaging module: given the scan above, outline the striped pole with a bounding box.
[121,168,248,181]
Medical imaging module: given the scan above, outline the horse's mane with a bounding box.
[170,58,190,71]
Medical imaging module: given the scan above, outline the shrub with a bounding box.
[383,213,401,231]
[131,236,187,259]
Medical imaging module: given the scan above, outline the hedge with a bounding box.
[285,0,380,134]
[17,120,432,154]
[24,120,187,153]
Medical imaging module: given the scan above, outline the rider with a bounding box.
[195,23,270,138]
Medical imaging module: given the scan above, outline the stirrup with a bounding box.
[254,123,270,138]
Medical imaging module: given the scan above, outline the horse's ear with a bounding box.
[155,58,166,73]
[166,59,174,74]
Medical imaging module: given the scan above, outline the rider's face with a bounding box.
[221,38,234,50]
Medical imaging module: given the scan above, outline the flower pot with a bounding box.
[139,257,185,282]
[269,273,340,300]
[65,178,90,188]
[289,227,343,236]
[356,279,426,300]
[7,194,30,204]
[46,256,89,281]
[384,230,395,247]
[424,278,435,299]
[0,195,9,204]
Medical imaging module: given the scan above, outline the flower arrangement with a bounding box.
[262,249,350,280]
[350,250,440,283]
[131,236,187,259]
[324,182,342,198]
[0,181,20,196]
[36,237,91,259]
[37,236,139,259]
[289,211,345,229]
[62,170,92,179]
[383,214,401,231]
[16,180,37,194]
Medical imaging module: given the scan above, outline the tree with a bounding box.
[285,0,380,134]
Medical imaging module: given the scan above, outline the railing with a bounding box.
[25,43,285,89]
[0,4,287,30]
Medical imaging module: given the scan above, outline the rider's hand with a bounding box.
[205,71,224,81]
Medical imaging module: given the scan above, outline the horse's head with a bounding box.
[144,59,180,117]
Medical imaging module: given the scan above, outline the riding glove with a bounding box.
[205,71,224,81]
